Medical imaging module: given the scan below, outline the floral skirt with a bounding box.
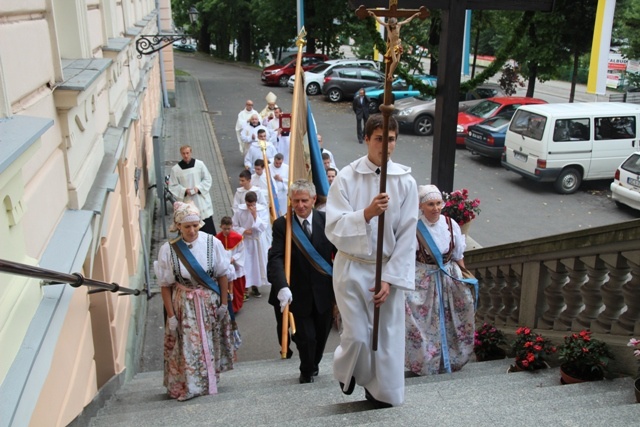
[405,261,475,375]
[164,285,234,401]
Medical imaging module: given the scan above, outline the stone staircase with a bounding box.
[89,355,638,426]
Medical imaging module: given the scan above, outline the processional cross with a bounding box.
[356,1,429,351]
[355,0,555,350]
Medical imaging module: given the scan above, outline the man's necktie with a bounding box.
[303,219,312,239]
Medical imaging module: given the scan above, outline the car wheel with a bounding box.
[413,115,434,136]
[327,88,343,102]
[278,75,289,87]
[553,167,582,194]
[368,99,380,113]
[306,83,321,96]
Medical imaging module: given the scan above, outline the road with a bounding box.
[177,53,638,248]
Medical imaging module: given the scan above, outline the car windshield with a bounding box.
[309,63,331,73]
[621,153,640,174]
[467,100,501,118]
[414,95,434,102]
[480,116,511,129]
[274,55,295,66]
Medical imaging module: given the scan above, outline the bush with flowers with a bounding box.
[557,330,614,381]
[441,188,481,226]
[474,323,507,361]
[510,326,556,371]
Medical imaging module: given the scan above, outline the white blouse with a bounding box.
[419,214,466,262]
[153,232,230,287]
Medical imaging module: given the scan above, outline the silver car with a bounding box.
[393,83,505,136]
[288,59,379,95]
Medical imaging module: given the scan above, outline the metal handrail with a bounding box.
[0,258,141,296]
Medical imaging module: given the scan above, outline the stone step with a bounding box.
[91,361,635,427]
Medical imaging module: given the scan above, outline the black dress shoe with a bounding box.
[364,388,392,409]
[299,374,314,384]
[339,376,356,395]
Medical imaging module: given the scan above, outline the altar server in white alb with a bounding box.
[169,145,216,235]
[325,114,418,409]
[232,191,270,299]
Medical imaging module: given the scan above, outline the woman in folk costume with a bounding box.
[154,202,234,401]
[405,185,475,376]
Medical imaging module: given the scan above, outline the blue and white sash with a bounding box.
[416,220,479,373]
[291,218,333,277]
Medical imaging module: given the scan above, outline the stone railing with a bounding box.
[465,219,640,375]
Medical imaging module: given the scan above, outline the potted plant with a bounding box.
[628,337,639,402]
[474,322,507,361]
[509,326,556,372]
[557,330,614,383]
[441,188,481,233]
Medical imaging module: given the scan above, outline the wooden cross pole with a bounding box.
[357,1,429,351]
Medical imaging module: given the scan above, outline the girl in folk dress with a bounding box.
[405,185,475,376]
[154,202,234,401]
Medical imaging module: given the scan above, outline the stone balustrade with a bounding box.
[465,219,640,375]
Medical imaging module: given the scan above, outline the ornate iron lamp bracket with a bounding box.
[136,34,188,58]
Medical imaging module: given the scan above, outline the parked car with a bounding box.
[611,151,640,211]
[364,75,437,113]
[288,58,379,95]
[456,97,547,145]
[173,40,197,52]
[321,67,386,102]
[393,83,505,136]
[261,53,329,87]
[502,102,640,194]
[464,113,514,158]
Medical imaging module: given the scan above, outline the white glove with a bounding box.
[277,287,293,313]
[216,304,228,318]
[168,316,178,332]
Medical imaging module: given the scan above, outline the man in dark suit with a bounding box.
[352,88,370,144]
[268,179,335,384]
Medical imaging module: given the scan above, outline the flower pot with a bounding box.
[460,220,472,235]
[559,364,603,385]
[508,360,549,373]
[475,347,506,362]
[635,378,640,403]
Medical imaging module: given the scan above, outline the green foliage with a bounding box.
[474,323,507,361]
[510,326,556,371]
[558,330,615,381]
[620,0,640,59]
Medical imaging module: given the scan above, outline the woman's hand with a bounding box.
[168,316,179,332]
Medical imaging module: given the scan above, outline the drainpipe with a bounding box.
[156,0,170,107]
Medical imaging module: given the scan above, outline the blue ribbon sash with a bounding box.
[172,238,221,296]
[416,219,479,374]
[291,218,333,276]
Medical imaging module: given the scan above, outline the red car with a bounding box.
[261,53,329,87]
[456,97,547,145]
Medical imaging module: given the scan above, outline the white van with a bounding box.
[502,102,640,193]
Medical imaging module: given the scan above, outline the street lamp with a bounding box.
[135,6,199,58]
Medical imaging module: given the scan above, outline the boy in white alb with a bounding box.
[232,191,270,299]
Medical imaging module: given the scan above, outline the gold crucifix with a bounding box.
[356,2,429,82]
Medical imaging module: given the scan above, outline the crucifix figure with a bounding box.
[368,10,421,80]
[357,3,429,83]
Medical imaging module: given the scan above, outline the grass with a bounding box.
[175,69,190,76]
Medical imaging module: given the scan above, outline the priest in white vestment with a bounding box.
[236,100,258,154]
[168,145,216,234]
